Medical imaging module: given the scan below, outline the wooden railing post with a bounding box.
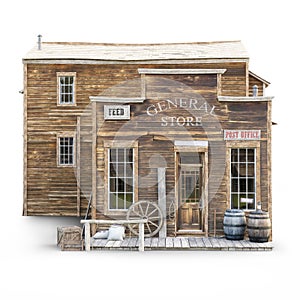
[139,222,145,252]
[84,222,91,251]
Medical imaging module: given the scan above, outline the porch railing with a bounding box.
[80,219,148,252]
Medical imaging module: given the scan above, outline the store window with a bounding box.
[108,148,134,210]
[230,148,256,210]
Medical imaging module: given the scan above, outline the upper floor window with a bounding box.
[57,72,76,105]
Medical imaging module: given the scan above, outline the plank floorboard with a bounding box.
[88,237,273,251]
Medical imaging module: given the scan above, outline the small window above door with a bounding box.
[179,152,202,165]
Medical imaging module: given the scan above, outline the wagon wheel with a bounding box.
[126,201,163,237]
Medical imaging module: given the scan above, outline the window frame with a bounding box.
[57,72,76,106]
[57,133,76,167]
[226,141,260,211]
[104,141,138,215]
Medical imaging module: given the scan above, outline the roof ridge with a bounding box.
[42,40,242,47]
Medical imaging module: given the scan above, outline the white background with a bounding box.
[0,0,299,299]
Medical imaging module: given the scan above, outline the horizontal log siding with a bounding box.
[249,75,264,96]
[25,61,269,232]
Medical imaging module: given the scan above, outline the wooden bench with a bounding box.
[80,219,148,252]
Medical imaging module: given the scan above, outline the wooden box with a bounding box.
[57,226,83,251]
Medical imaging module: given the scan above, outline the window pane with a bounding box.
[231,163,239,177]
[247,179,255,192]
[126,149,133,162]
[231,179,239,192]
[247,149,255,162]
[118,149,125,162]
[109,193,117,209]
[110,163,116,177]
[231,194,239,209]
[126,163,133,177]
[240,179,247,192]
[125,194,133,209]
[110,149,117,161]
[110,178,117,192]
[248,163,255,177]
[117,163,124,177]
[239,149,246,162]
[239,164,247,177]
[117,194,125,209]
[180,152,201,164]
[118,179,125,193]
[231,149,238,162]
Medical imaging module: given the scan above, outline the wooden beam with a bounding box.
[76,116,81,216]
[218,96,274,102]
[158,167,167,238]
[84,222,91,251]
[92,102,97,221]
[138,68,227,75]
[23,63,28,216]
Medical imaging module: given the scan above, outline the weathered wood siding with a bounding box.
[249,74,264,96]
[24,60,270,237]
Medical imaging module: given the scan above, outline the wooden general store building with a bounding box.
[22,39,273,238]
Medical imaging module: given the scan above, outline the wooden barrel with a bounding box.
[247,210,271,242]
[223,209,246,240]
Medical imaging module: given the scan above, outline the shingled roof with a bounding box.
[23,40,248,62]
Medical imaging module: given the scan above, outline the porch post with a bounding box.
[158,167,167,238]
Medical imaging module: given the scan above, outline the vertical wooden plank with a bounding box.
[204,151,209,237]
[138,222,144,252]
[92,101,97,221]
[256,145,261,209]
[84,223,91,251]
[217,73,222,96]
[267,101,272,240]
[23,63,28,216]
[76,116,81,217]
[225,144,231,209]
[158,167,167,238]
[245,61,249,96]
[141,73,146,99]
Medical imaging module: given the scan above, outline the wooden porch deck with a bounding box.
[90,237,273,251]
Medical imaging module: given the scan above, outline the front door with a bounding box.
[178,153,203,230]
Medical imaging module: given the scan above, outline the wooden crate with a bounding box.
[57,226,83,251]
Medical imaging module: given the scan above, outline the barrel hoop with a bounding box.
[247,226,271,230]
[248,216,269,220]
[223,224,246,227]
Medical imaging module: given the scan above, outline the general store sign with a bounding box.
[224,130,261,140]
[104,105,130,120]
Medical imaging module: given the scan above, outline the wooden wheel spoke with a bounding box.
[148,220,159,228]
[145,202,150,216]
[147,207,158,218]
[130,210,142,218]
[138,203,144,215]
[148,215,160,221]
[146,222,152,233]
